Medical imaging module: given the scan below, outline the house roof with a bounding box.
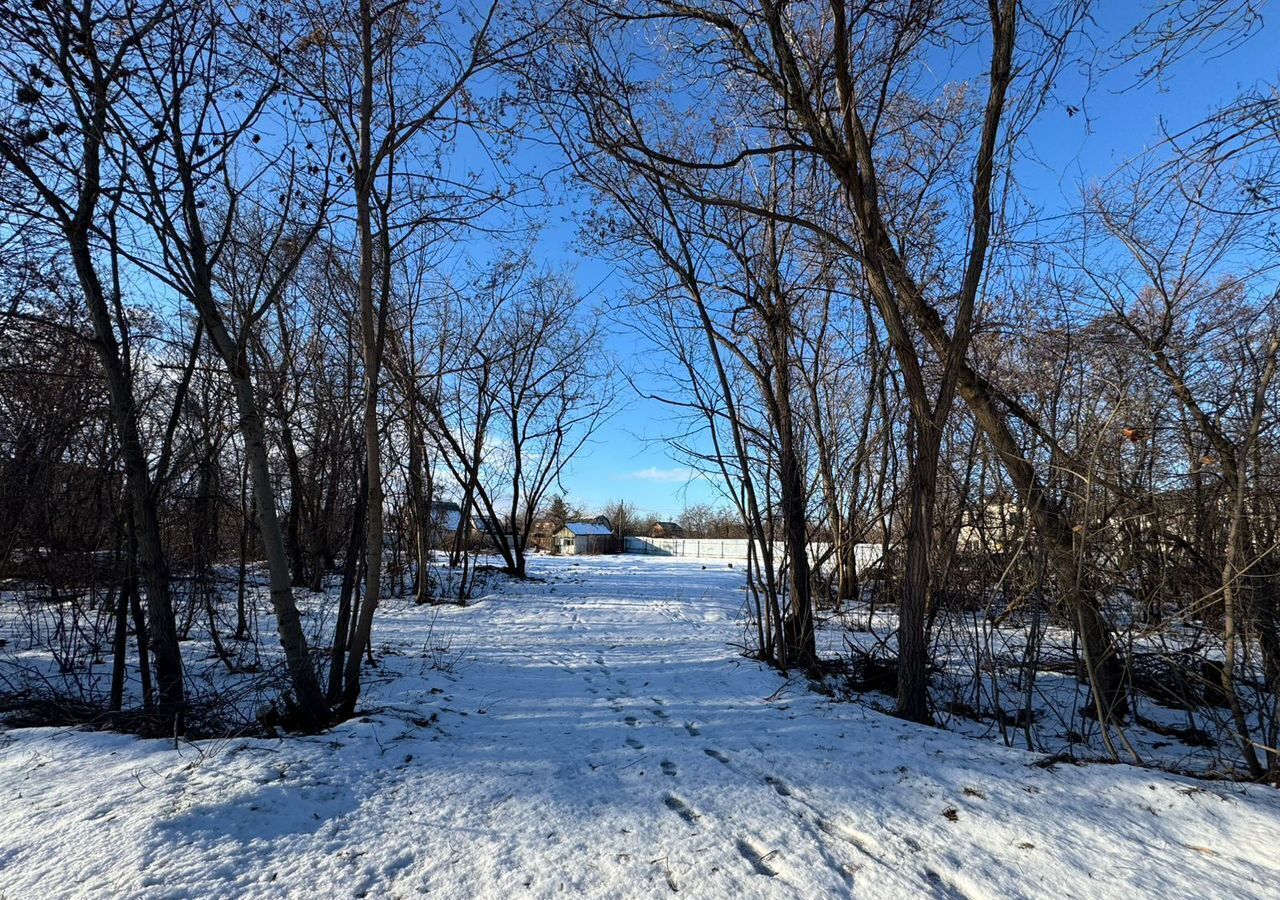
[654,521,682,530]
[562,522,613,536]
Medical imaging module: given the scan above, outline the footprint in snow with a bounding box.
[661,760,678,777]
[651,708,669,719]
[703,748,730,765]
[626,737,645,750]
[735,838,779,877]
[814,817,878,856]
[662,794,698,825]
[683,722,701,737]
[923,867,971,900]
[764,775,793,797]
[382,852,414,877]
[624,715,639,727]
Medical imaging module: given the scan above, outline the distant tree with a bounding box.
[680,504,714,538]
[543,495,571,531]
[707,508,749,540]
[603,500,639,538]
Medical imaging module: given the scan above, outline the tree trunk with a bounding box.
[408,424,433,605]
[897,424,939,724]
[227,355,330,730]
[1221,465,1265,778]
[128,574,154,711]
[109,580,127,712]
[77,249,185,727]
[774,359,815,668]
[330,460,367,700]
[341,0,387,718]
[235,468,253,641]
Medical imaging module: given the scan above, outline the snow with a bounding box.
[821,598,1267,775]
[2,555,1279,898]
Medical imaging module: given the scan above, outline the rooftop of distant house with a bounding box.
[561,522,613,536]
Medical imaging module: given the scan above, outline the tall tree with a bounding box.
[0,0,187,726]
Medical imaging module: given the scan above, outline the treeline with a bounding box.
[0,0,611,733]
[589,500,753,540]
[2,0,1279,780]
[538,1,1280,778]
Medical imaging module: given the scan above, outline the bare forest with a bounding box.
[2,0,1279,809]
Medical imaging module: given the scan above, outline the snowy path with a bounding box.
[2,555,1279,898]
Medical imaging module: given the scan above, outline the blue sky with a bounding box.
[537,5,1278,519]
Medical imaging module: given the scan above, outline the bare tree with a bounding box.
[0,0,187,727]
[260,0,534,716]
[1086,158,1280,776]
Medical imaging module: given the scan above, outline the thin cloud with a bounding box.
[622,466,698,483]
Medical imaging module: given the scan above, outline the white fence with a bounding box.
[623,536,881,575]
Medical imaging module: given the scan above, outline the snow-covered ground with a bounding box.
[821,599,1265,775]
[2,555,1278,898]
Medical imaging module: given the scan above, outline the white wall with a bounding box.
[623,536,881,575]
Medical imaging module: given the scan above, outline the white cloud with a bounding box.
[622,466,698,483]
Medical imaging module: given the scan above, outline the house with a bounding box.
[554,521,616,555]
[956,493,1021,553]
[429,501,464,536]
[427,500,501,549]
[530,518,560,552]
[651,521,684,539]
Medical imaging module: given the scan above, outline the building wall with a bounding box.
[553,533,617,555]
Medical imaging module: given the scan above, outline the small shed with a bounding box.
[651,521,685,539]
[555,521,615,555]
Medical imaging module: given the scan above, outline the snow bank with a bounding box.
[1,556,1277,898]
